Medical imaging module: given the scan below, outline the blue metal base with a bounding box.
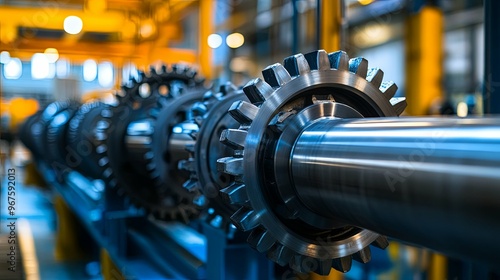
[38,162,273,279]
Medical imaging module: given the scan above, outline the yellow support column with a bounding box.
[405,6,444,115]
[53,195,88,260]
[101,249,125,280]
[428,253,447,280]
[198,0,214,79]
[320,0,342,52]
[310,269,344,280]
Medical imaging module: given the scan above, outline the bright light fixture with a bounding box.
[44,48,59,63]
[226,33,244,49]
[31,53,49,79]
[98,61,114,87]
[0,51,11,64]
[83,59,97,82]
[64,16,83,35]
[4,58,22,79]
[56,59,70,78]
[207,34,223,49]
[140,20,156,38]
[457,102,468,117]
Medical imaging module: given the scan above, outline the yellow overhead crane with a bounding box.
[0,0,215,79]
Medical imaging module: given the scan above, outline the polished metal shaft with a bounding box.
[290,117,500,263]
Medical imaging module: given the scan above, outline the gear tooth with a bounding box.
[328,50,349,70]
[101,109,113,118]
[143,151,154,160]
[228,100,259,125]
[183,178,198,191]
[366,68,384,88]
[148,108,159,118]
[178,158,195,172]
[289,255,311,274]
[243,78,274,104]
[193,194,206,207]
[220,82,238,95]
[103,168,113,178]
[188,70,197,79]
[219,129,247,150]
[220,182,247,205]
[161,64,167,73]
[353,247,371,264]
[380,81,398,99]
[247,228,276,253]
[348,57,368,77]
[96,120,110,129]
[216,157,243,176]
[192,102,208,116]
[373,235,389,249]
[98,157,109,167]
[267,244,294,266]
[194,116,204,127]
[177,64,186,73]
[390,97,407,115]
[230,207,260,231]
[315,259,333,276]
[304,50,330,71]
[262,63,292,88]
[96,144,107,154]
[283,53,310,77]
[149,66,156,74]
[138,70,146,80]
[185,143,195,153]
[332,256,352,273]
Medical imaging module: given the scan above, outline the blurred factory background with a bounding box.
[0,0,498,279]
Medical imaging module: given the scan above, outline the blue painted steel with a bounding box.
[39,161,272,279]
[202,223,273,280]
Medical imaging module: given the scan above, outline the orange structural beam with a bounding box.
[198,0,213,79]
[320,0,342,52]
[405,6,444,115]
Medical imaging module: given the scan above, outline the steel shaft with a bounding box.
[290,117,500,263]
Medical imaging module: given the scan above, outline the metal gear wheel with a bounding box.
[95,64,208,221]
[20,100,79,160]
[45,101,80,166]
[66,101,111,179]
[217,50,406,274]
[179,83,248,230]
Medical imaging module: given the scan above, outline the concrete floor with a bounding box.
[1,158,101,280]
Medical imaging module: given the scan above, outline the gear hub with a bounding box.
[217,50,406,274]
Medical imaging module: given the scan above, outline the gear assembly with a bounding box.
[19,48,500,278]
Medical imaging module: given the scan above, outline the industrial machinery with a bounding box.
[19,51,500,278]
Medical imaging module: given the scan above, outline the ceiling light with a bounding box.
[44,48,59,63]
[207,34,223,48]
[4,58,22,79]
[140,20,156,38]
[0,51,11,64]
[83,59,97,82]
[32,53,49,80]
[226,33,244,49]
[64,16,83,35]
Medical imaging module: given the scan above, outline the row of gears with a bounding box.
[20,50,406,275]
